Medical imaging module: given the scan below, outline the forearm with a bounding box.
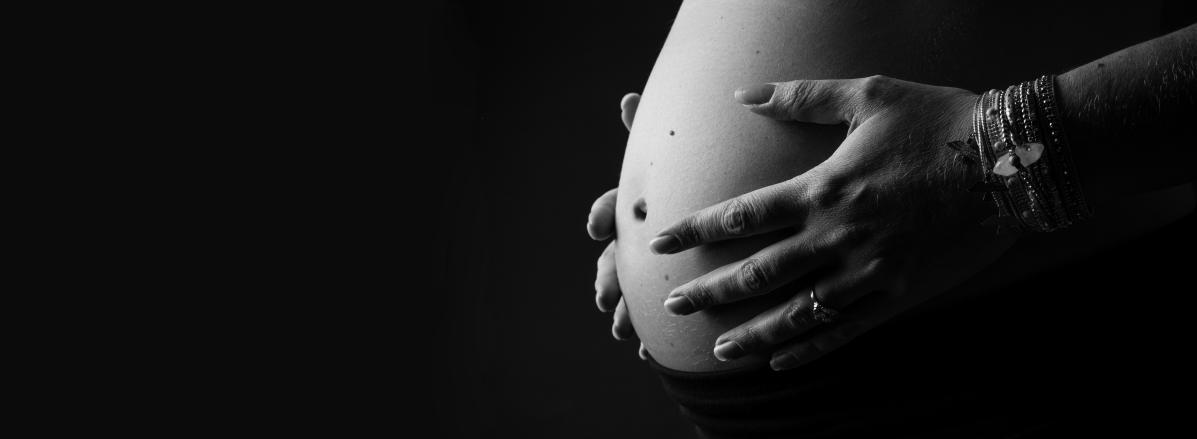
[1057,23,1197,204]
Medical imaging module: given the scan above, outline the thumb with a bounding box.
[735,79,864,126]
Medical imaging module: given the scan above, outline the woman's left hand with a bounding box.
[651,76,1020,371]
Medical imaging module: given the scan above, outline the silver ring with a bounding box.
[809,288,839,323]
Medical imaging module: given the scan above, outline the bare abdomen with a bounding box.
[614,0,1179,372]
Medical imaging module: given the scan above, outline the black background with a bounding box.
[424,1,692,438]
[420,2,1196,438]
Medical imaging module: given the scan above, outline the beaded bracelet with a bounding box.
[946,74,1093,233]
[1035,75,1093,225]
[1015,81,1065,228]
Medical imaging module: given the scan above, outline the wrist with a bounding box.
[1054,71,1111,206]
[956,75,1095,233]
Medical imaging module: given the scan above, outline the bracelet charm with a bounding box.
[948,74,1093,233]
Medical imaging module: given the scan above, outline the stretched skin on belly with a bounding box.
[613,0,1178,372]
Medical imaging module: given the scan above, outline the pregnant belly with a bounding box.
[614,0,1175,372]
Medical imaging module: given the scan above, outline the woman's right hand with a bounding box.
[588,92,649,361]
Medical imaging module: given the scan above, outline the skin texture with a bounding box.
[656,23,1197,370]
[1057,24,1197,202]
[589,0,1194,372]
[649,77,1005,370]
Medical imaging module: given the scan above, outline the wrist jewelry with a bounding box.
[946,74,1093,233]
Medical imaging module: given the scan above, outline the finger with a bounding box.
[620,92,641,131]
[650,180,807,254]
[768,288,899,371]
[587,188,619,241]
[663,232,825,315]
[638,343,650,361]
[711,264,887,361]
[734,78,872,126]
[612,297,635,341]
[595,241,621,312]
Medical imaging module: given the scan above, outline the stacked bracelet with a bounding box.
[951,74,1093,233]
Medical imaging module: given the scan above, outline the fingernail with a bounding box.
[770,353,801,371]
[713,340,745,361]
[649,235,680,254]
[735,83,775,106]
[663,295,695,315]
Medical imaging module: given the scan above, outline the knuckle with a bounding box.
[739,259,770,293]
[722,197,759,235]
[842,181,879,208]
[784,299,812,330]
[857,74,893,103]
[806,175,844,210]
[823,222,865,248]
